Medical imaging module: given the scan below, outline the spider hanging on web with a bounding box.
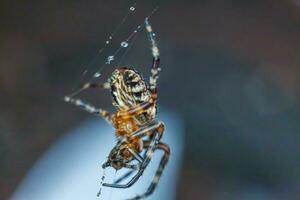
[64,18,170,200]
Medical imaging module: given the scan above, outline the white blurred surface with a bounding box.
[11,110,184,200]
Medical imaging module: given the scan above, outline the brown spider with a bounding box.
[64,18,170,200]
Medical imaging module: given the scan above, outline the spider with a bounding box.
[64,18,170,200]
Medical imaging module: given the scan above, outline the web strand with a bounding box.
[69,5,159,98]
[72,2,138,91]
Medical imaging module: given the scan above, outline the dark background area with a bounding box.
[1,0,300,199]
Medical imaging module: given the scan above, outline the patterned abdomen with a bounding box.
[110,67,151,110]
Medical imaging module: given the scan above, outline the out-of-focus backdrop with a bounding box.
[1,0,300,199]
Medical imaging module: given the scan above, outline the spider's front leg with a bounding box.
[145,18,160,94]
[64,81,112,123]
[69,81,111,97]
[64,96,112,123]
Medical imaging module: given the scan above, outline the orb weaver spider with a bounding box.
[64,18,170,200]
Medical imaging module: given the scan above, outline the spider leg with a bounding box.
[102,131,160,188]
[126,142,170,200]
[68,81,110,97]
[113,163,141,185]
[127,148,144,163]
[103,166,147,189]
[123,163,141,170]
[113,161,142,185]
[102,160,147,188]
[118,101,156,117]
[145,18,160,94]
[113,170,136,184]
[64,96,111,124]
[128,121,164,141]
[64,81,111,123]
[115,121,164,147]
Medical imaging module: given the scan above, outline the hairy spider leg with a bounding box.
[69,81,110,97]
[102,140,154,189]
[102,121,164,188]
[104,122,164,186]
[64,96,111,124]
[114,170,136,184]
[127,148,144,163]
[64,82,112,123]
[117,99,157,119]
[128,121,164,140]
[97,163,140,197]
[112,162,142,186]
[145,18,160,94]
[126,142,170,200]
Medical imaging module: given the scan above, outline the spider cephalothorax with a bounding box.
[65,18,169,200]
[104,144,133,170]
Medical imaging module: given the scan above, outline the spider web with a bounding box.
[70,1,159,95]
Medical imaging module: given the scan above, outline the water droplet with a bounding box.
[109,36,112,39]
[130,6,135,11]
[146,25,152,32]
[64,96,70,102]
[152,33,156,36]
[106,56,114,64]
[97,169,106,197]
[94,72,101,78]
[105,40,109,44]
[120,41,128,47]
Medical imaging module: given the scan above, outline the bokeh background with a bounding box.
[1,0,300,199]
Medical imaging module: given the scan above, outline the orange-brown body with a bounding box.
[111,102,153,148]
[111,113,142,157]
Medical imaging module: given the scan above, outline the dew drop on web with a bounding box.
[97,169,106,198]
[106,55,114,64]
[93,72,101,78]
[120,41,128,47]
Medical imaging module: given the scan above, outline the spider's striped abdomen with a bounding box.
[109,67,157,126]
[110,67,151,109]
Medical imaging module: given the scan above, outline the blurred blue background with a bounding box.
[0,0,300,199]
